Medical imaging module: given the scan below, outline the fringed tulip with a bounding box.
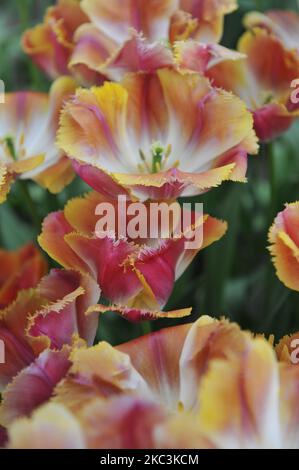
[69,0,237,82]
[39,191,227,320]
[0,243,47,309]
[0,269,100,424]
[22,0,88,79]
[207,27,299,141]
[57,69,258,201]
[269,202,299,292]
[6,316,299,449]
[0,77,77,202]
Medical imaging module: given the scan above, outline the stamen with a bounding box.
[151,141,164,173]
[138,142,177,174]
[139,149,151,172]
[19,132,25,147]
[4,136,17,161]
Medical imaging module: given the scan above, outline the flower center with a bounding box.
[1,133,26,161]
[138,142,179,174]
[2,136,17,161]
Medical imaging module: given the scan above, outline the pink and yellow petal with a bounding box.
[0,290,45,389]
[179,316,250,410]
[64,233,142,303]
[58,69,257,198]
[69,24,116,85]
[253,104,296,143]
[72,161,131,199]
[0,347,71,426]
[38,211,91,273]
[57,82,129,173]
[198,338,281,448]
[238,29,299,95]
[7,403,85,449]
[54,342,149,411]
[269,203,299,292]
[81,0,177,43]
[0,243,47,309]
[179,0,238,43]
[78,396,166,449]
[175,40,245,74]
[99,31,174,81]
[22,0,88,79]
[118,322,192,407]
[28,269,100,349]
[34,156,75,194]
[176,214,227,280]
[244,10,299,51]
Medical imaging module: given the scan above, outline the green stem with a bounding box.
[17,0,30,31]
[140,321,152,336]
[16,180,41,231]
[265,141,276,221]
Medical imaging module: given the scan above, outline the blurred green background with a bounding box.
[1,0,299,344]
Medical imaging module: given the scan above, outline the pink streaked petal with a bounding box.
[179,316,249,410]
[0,347,71,426]
[253,104,295,143]
[118,322,191,407]
[7,403,86,449]
[38,211,91,273]
[101,31,174,81]
[0,291,45,390]
[72,161,131,199]
[28,270,100,349]
[80,396,166,449]
[70,23,116,86]
[244,10,299,51]
[81,0,177,44]
[65,234,142,304]
[175,40,245,74]
[133,239,186,306]
[113,165,235,200]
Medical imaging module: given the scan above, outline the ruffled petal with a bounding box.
[208,28,299,141]
[54,342,150,411]
[198,338,281,448]
[58,69,258,200]
[0,347,71,426]
[7,403,85,449]
[269,202,299,292]
[244,10,299,51]
[22,0,88,79]
[0,243,47,309]
[78,396,166,449]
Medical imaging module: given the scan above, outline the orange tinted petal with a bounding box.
[269,203,299,292]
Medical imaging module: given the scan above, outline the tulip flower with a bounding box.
[8,403,86,449]
[57,69,258,201]
[6,315,299,449]
[51,316,248,413]
[39,190,227,320]
[207,26,299,142]
[0,77,77,203]
[68,0,237,82]
[174,39,245,75]
[0,243,47,309]
[22,0,88,80]
[269,202,299,292]
[244,10,299,53]
[0,269,100,425]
